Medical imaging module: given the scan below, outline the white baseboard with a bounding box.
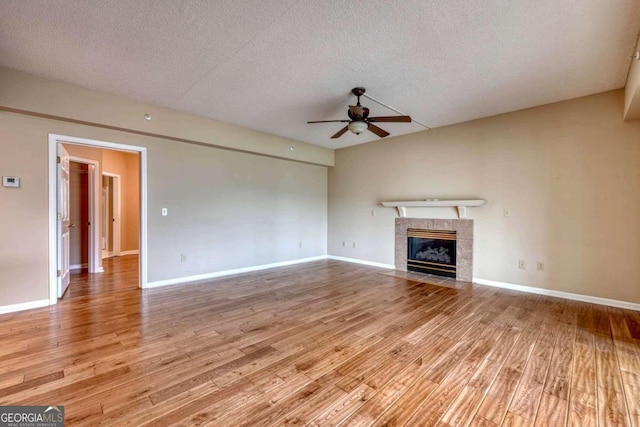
[70,263,88,270]
[0,299,50,315]
[145,256,328,289]
[119,250,139,256]
[97,267,104,273]
[328,257,640,310]
[138,253,640,311]
[326,255,395,270]
[473,278,640,311]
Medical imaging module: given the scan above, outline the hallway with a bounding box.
[64,255,139,299]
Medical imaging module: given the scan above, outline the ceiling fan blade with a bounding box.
[368,123,390,138]
[307,119,350,123]
[368,115,412,123]
[331,126,349,139]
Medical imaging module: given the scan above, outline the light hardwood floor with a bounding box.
[64,255,140,299]
[1,258,639,426]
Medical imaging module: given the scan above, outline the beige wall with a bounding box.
[624,33,640,120]
[102,149,140,252]
[0,110,327,307]
[328,90,640,304]
[146,139,327,282]
[0,68,334,167]
[123,153,140,252]
[624,55,640,119]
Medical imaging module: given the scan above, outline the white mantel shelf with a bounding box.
[381,199,486,219]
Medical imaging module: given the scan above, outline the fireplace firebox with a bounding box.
[407,229,457,278]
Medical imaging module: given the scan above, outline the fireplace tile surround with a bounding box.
[395,218,473,282]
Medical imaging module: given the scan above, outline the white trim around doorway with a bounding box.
[48,134,148,305]
[102,172,121,259]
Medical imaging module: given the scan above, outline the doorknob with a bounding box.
[68,223,76,228]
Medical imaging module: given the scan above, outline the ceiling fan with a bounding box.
[307,87,412,139]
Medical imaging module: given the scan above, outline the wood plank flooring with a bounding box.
[64,255,139,299]
[1,258,640,426]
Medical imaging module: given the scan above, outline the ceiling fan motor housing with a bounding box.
[348,106,370,120]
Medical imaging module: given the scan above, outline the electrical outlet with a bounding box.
[299,241,302,248]
[371,209,376,216]
[352,242,356,249]
[537,262,544,271]
[504,208,511,217]
[342,241,346,248]
[518,260,525,269]
[162,208,168,216]
[180,254,186,263]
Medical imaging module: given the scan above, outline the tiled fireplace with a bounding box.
[395,218,473,282]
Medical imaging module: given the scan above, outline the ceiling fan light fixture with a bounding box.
[307,87,412,139]
[348,121,368,135]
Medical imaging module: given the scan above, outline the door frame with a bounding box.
[102,172,121,258]
[48,134,148,304]
[68,156,101,273]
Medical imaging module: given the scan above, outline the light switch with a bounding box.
[161,208,168,216]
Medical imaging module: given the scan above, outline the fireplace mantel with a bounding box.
[381,199,486,219]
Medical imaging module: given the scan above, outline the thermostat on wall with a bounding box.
[2,176,20,188]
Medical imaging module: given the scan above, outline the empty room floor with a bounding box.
[1,259,639,426]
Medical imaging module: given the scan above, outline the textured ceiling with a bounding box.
[1,1,639,149]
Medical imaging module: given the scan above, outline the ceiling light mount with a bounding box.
[351,87,366,97]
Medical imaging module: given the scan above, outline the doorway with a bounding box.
[69,160,91,271]
[101,173,121,259]
[62,144,140,296]
[48,134,148,304]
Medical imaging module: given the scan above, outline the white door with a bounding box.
[57,144,71,297]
